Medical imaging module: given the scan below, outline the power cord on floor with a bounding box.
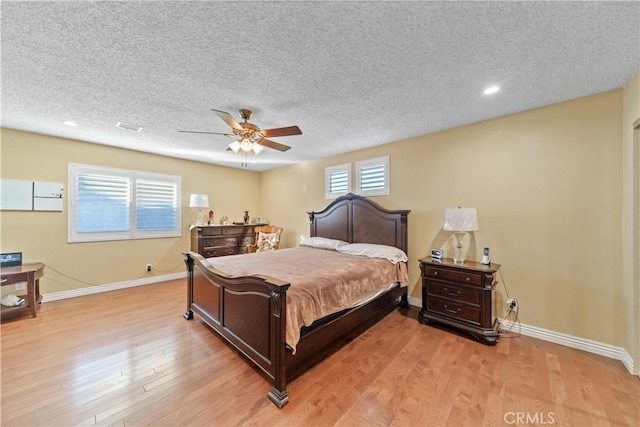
[42,261,184,289]
[497,269,521,338]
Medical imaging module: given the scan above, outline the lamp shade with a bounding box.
[228,140,241,153]
[443,207,478,232]
[252,142,264,155]
[189,194,209,208]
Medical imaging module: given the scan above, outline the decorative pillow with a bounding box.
[299,236,348,250]
[337,243,408,264]
[257,232,279,252]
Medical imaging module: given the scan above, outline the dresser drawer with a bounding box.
[239,235,255,246]
[204,237,238,248]
[427,296,481,326]
[425,266,482,287]
[427,280,481,307]
[203,247,238,258]
[222,226,252,236]
[199,227,223,237]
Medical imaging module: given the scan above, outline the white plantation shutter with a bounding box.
[328,169,349,194]
[68,163,181,242]
[76,173,130,233]
[356,156,389,196]
[325,163,351,199]
[135,179,178,231]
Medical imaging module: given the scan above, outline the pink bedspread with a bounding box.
[206,246,409,353]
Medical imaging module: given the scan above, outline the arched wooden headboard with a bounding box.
[308,193,411,255]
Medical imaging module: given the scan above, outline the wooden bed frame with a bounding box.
[183,193,410,407]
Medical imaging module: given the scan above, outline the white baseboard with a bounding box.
[41,272,186,302]
[407,296,636,375]
[408,295,421,308]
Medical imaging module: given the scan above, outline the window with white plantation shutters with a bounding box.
[68,163,181,242]
[325,163,351,199]
[356,156,389,196]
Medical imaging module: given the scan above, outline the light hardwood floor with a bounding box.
[1,279,638,426]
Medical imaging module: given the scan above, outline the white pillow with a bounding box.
[299,236,348,250]
[337,243,408,264]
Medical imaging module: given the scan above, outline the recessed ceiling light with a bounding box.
[62,120,78,126]
[483,86,500,95]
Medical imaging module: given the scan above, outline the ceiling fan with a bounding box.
[179,109,302,162]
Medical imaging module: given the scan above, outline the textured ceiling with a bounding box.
[1,1,638,171]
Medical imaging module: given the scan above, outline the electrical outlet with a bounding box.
[15,283,25,291]
[146,264,152,272]
[507,298,517,310]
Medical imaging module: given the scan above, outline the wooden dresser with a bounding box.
[418,257,501,345]
[190,224,262,258]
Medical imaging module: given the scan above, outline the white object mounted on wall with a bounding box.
[1,179,64,211]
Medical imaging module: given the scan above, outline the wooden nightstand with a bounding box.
[418,257,501,345]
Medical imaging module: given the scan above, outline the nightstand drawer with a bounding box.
[203,247,238,258]
[427,280,481,307]
[427,296,481,326]
[425,267,482,286]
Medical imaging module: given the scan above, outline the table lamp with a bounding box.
[189,194,209,225]
[443,207,478,263]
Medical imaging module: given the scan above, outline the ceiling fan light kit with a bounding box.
[179,108,302,167]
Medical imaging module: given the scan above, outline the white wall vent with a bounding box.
[116,121,143,132]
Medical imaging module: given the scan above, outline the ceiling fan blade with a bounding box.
[211,109,243,130]
[260,125,302,138]
[259,138,291,152]
[178,130,234,136]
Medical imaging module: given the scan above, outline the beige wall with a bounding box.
[261,90,624,346]
[0,129,260,293]
[622,69,640,373]
[0,88,630,351]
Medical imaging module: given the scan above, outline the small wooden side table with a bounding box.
[0,263,44,317]
[418,257,500,344]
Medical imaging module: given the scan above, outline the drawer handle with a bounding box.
[442,287,461,297]
[465,277,471,282]
[444,304,461,314]
[433,271,438,276]
[0,278,7,284]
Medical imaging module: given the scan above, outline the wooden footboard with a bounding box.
[183,250,408,408]
[183,251,292,407]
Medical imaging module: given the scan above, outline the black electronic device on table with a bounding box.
[1,252,22,267]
